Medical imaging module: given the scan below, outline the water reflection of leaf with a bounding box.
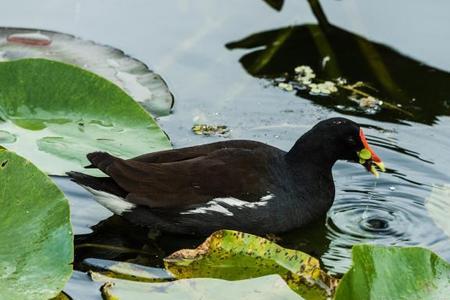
[262,0,284,11]
[227,24,450,124]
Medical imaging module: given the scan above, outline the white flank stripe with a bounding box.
[184,203,234,216]
[260,193,275,201]
[180,195,274,216]
[83,186,136,215]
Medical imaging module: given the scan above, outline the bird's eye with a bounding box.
[347,136,357,145]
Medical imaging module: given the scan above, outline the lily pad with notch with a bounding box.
[0,58,171,175]
[0,27,173,116]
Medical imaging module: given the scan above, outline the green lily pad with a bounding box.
[335,244,450,300]
[0,148,73,299]
[92,272,301,300]
[0,27,173,116]
[164,230,338,299]
[0,58,171,175]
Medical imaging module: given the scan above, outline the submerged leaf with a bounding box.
[0,149,73,299]
[191,124,230,136]
[0,59,171,175]
[335,245,450,300]
[0,27,173,116]
[164,230,338,299]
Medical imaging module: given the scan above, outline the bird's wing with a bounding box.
[87,146,276,209]
[130,140,263,163]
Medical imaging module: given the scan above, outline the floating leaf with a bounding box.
[191,124,230,136]
[164,230,338,299]
[82,258,173,282]
[0,148,73,299]
[92,272,301,300]
[62,271,103,300]
[0,27,173,116]
[0,59,171,175]
[335,245,450,300]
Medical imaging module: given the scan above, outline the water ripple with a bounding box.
[322,182,450,275]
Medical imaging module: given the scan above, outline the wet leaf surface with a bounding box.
[0,27,173,116]
[94,272,302,300]
[82,258,173,282]
[164,230,338,299]
[0,148,73,299]
[0,59,171,175]
[63,271,103,300]
[335,245,450,300]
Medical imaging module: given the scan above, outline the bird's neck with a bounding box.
[285,133,340,170]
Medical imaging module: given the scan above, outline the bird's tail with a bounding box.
[84,151,120,174]
[66,171,127,198]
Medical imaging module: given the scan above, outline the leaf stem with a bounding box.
[307,0,331,31]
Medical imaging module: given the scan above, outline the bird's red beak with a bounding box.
[358,129,385,177]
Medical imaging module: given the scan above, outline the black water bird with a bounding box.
[68,118,385,236]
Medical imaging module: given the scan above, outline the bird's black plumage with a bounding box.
[68,118,381,236]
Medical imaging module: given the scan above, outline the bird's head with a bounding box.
[321,118,385,176]
[289,118,385,177]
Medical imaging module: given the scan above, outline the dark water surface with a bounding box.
[2,0,450,298]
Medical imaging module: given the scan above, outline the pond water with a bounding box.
[1,0,450,298]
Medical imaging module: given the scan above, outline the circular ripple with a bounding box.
[321,181,450,275]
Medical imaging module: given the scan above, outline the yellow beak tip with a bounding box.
[370,161,385,177]
[375,162,386,172]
